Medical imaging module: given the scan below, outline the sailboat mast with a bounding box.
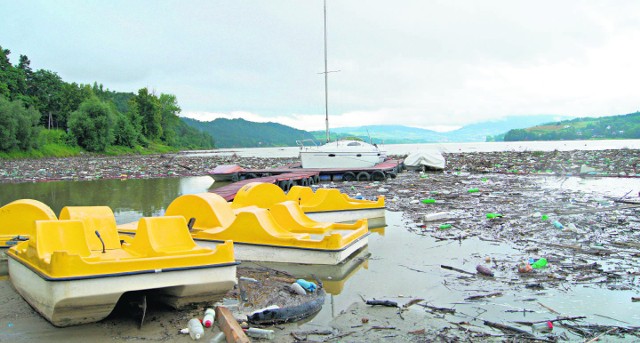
[323,0,330,143]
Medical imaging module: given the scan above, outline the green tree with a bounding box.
[29,69,64,129]
[67,97,115,152]
[0,96,41,151]
[158,93,180,145]
[58,82,93,130]
[113,112,138,147]
[133,88,162,140]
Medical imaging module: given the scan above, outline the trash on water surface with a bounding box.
[476,264,494,277]
[531,258,548,269]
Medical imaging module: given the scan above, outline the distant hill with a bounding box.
[503,111,640,141]
[184,113,636,148]
[181,117,315,148]
[310,115,573,144]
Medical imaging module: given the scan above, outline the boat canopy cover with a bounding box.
[404,150,446,170]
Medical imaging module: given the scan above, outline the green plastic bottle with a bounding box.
[531,258,548,269]
[467,188,479,193]
[421,198,436,204]
[486,213,503,219]
[438,224,452,230]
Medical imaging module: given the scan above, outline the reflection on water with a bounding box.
[0,176,216,224]
[1,176,638,337]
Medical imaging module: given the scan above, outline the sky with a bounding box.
[2,0,640,132]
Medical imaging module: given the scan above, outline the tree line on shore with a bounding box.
[0,44,215,156]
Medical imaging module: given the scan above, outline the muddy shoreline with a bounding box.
[1,148,639,342]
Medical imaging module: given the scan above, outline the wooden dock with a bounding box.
[212,171,320,201]
[210,159,402,201]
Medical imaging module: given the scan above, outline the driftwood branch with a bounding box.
[441,264,475,275]
[417,303,456,314]
[365,299,398,307]
[483,320,536,339]
[465,292,503,301]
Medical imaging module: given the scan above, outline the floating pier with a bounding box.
[210,159,402,201]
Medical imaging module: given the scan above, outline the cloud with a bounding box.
[3,0,640,129]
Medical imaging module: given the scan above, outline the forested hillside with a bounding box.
[504,112,640,141]
[0,44,214,157]
[183,117,316,148]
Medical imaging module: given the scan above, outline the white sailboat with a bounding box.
[298,0,387,169]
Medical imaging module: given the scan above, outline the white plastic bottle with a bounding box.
[188,318,204,340]
[245,327,275,340]
[203,308,215,328]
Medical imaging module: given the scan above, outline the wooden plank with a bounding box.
[215,306,250,343]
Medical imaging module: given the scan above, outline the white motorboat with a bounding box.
[298,139,387,169]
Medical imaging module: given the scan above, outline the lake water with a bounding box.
[1,140,638,340]
[184,139,640,158]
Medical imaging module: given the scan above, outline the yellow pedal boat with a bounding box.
[235,182,386,225]
[120,191,369,265]
[4,201,237,327]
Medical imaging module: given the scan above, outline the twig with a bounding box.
[593,313,631,325]
[323,331,354,342]
[537,302,560,314]
[441,264,475,276]
[370,326,396,330]
[513,316,586,326]
[402,298,424,308]
[465,292,502,301]
[483,320,536,338]
[417,303,456,314]
[584,327,618,343]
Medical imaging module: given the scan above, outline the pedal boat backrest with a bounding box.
[166,193,236,231]
[59,206,121,252]
[126,216,209,256]
[231,182,286,209]
[0,199,57,240]
[285,186,316,205]
[29,219,91,264]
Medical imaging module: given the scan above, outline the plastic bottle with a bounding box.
[531,321,553,333]
[210,332,226,343]
[424,212,449,221]
[296,279,317,292]
[290,282,307,295]
[421,198,436,204]
[246,328,275,340]
[188,318,204,340]
[467,188,479,193]
[531,258,548,269]
[486,213,503,219]
[438,224,452,230]
[552,220,564,229]
[203,308,215,328]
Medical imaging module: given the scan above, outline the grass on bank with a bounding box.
[0,130,181,159]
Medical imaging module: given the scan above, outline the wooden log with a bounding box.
[365,299,398,307]
[216,306,250,343]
